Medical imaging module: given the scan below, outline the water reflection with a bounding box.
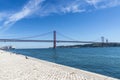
[52,49,58,63]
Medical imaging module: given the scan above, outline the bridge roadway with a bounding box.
[0,39,119,44]
[0,39,97,43]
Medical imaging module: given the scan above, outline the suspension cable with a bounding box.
[13,31,53,40]
[57,31,77,41]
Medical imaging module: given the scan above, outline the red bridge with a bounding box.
[0,31,119,48]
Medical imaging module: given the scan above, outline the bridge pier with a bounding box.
[53,31,56,49]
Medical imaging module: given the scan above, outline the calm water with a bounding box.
[9,47,120,79]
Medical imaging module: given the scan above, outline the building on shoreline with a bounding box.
[0,46,15,50]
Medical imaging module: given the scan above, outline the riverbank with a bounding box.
[0,50,118,80]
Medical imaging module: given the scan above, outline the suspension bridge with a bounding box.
[0,31,119,48]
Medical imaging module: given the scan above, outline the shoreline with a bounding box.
[0,50,118,80]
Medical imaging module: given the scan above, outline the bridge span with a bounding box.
[0,39,101,43]
[0,31,119,48]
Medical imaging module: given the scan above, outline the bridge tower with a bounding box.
[101,36,105,47]
[106,39,108,43]
[101,36,105,43]
[53,31,56,48]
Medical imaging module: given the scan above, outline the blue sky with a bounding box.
[0,0,120,48]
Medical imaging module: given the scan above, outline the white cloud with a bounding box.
[0,13,10,21]
[37,0,120,16]
[60,1,86,13]
[62,5,85,13]
[37,0,86,16]
[86,0,101,5]
[2,0,45,30]
[0,13,4,21]
[86,0,120,9]
[0,0,120,31]
[99,0,120,8]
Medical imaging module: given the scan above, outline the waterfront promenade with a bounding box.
[0,50,118,80]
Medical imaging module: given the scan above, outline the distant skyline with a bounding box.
[0,0,120,48]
